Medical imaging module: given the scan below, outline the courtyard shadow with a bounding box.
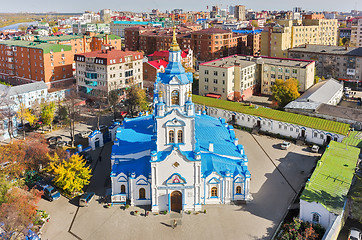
[272,143,282,150]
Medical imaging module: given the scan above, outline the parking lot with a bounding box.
[38,130,320,240]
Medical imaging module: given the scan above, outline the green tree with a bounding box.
[126,86,149,117]
[46,153,92,196]
[271,78,300,108]
[40,102,56,130]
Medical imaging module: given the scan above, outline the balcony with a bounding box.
[84,80,98,87]
[85,64,95,72]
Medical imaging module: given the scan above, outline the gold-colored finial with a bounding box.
[159,90,163,98]
[169,26,181,52]
[188,90,192,98]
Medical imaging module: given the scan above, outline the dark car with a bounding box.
[79,192,95,207]
[79,152,92,163]
[35,181,60,201]
[56,141,68,148]
[47,136,62,145]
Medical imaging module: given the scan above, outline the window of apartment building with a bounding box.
[213,87,217,92]
[204,86,208,90]
[292,69,297,74]
[222,72,225,77]
[213,71,218,76]
[285,69,290,73]
[213,79,218,84]
[278,68,283,72]
[222,88,225,93]
[222,80,225,85]
[205,70,209,74]
[278,75,282,79]
[271,74,275,79]
[271,67,275,71]
[205,78,209,82]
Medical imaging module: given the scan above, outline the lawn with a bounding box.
[192,95,350,136]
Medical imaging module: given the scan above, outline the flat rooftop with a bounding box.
[0,40,72,53]
[289,44,362,57]
[201,55,313,68]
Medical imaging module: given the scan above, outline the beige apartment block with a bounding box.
[199,56,256,101]
[199,55,315,99]
[75,46,143,99]
[261,18,338,58]
[350,18,362,47]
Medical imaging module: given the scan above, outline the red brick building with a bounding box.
[143,59,168,90]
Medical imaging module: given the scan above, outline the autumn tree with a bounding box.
[0,97,16,143]
[46,153,92,196]
[16,103,28,139]
[40,102,56,130]
[271,78,300,108]
[126,86,149,117]
[62,89,79,147]
[0,187,42,239]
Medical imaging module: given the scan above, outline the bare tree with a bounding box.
[62,88,79,147]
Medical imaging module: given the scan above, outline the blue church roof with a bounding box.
[111,113,249,179]
[156,61,193,85]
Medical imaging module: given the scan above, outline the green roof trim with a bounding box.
[0,40,72,54]
[39,35,85,41]
[94,34,121,40]
[192,95,350,135]
[342,131,362,150]
[300,141,360,214]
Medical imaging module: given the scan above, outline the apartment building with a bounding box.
[0,39,74,89]
[350,17,362,47]
[143,59,168,89]
[199,56,257,101]
[261,17,338,58]
[110,21,162,37]
[199,55,315,99]
[288,45,362,82]
[75,47,143,99]
[72,23,110,34]
[234,5,246,21]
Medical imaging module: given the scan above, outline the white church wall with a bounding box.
[196,105,345,145]
[300,199,338,230]
[132,175,152,206]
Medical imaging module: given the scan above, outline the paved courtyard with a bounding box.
[38,130,320,240]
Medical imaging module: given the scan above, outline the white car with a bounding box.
[281,141,291,150]
[80,131,92,138]
[311,145,320,153]
[349,228,362,240]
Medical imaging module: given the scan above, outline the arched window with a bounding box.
[121,185,126,193]
[169,130,175,143]
[211,187,218,197]
[139,188,146,199]
[312,213,320,223]
[177,130,183,143]
[236,186,242,194]
[171,90,179,105]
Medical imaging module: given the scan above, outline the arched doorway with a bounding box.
[171,191,182,212]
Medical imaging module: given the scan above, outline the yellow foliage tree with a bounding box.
[46,153,92,195]
[24,109,37,127]
[271,78,300,108]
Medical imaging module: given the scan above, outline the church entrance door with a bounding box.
[171,191,182,212]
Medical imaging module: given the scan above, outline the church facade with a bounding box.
[110,29,251,212]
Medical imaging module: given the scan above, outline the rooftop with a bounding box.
[289,45,362,57]
[201,55,314,68]
[201,56,256,68]
[342,131,362,150]
[298,79,343,103]
[39,35,84,42]
[192,94,350,136]
[93,34,121,40]
[0,40,72,54]
[300,141,360,214]
[113,21,160,25]
[193,28,232,35]
[316,103,362,123]
[147,59,168,69]
[75,49,143,65]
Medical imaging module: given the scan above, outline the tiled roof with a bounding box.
[289,44,362,57]
[301,141,360,214]
[193,28,232,34]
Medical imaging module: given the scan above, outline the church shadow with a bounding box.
[235,151,319,239]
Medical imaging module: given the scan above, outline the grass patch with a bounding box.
[192,95,350,136]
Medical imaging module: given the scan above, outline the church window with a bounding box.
[312,213,320,223]
[171,90,179,105]
[177,130,183,143]
[211,187,218,197]
[121,185,126,193]
[236,186,242,194]
[139,188,146,199]
[169,130,175,143]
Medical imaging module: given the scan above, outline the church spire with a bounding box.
[169,26,181,52]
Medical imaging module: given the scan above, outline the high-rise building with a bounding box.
[350,17,362,47]
[234,5,246,21]
[261,17,338,58]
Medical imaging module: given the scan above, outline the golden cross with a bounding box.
[159,90,163,98]
[188,90,192,98]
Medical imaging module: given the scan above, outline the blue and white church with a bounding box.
[110,29,251,212]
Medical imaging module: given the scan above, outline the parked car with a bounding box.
[79,192,95,207]
[56,141,68,148]
[349,228,362,240]
[47,136,62,145]
[281,141,291,150]
[79,152,92,163]
[311,145,320,153]
[79,131,92,139]
[35,181,60,201]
